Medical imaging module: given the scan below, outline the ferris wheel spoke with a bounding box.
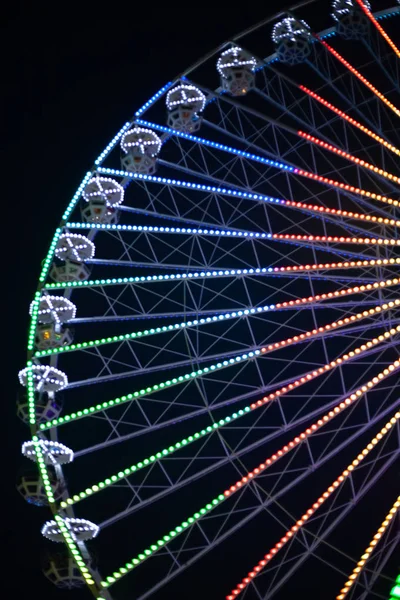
[87,221,387,265]
[71,331,396,459]
[98,166,397,231]
[343,524,400,600]
[136,120,400,211]
[96,369,399,534]
[298,83,400,160]
[226,408,400,599]
[34,298,400,361]
[336,494,400,600]
[97,389,400,595]
[200,108,399,196]
[315,37,400,119]
[240,454,398,600]
[45,270,399,293]
[35,308,400,391]
[356,0,400,58]
[299,32,400,136]
[202,82,400,192]
[60,343,399,513]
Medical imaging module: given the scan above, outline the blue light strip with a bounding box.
[136,118,296,172]
[66,222,271,238]
[135,82,174,117]
[96,166,290,207]
[61,172,93,222]
[44,264,377,291]
[95,122,132,166]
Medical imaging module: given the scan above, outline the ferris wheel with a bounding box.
[18,1,400,599]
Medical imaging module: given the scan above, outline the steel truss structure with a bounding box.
[19,1,400,599]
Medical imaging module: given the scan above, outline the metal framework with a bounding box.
[19,2,400,599]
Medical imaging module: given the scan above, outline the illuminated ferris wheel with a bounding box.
[18,1,400,599]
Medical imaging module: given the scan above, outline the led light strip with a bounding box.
[319,39,400,119]
[59,330,400,509]
[293,169,399,208]
[66,221,271,238]
[64,223,400,252]
[53,515,96,587]
[390,574,400,599]
[299,85,400,157]
[134,82,173,117]
[97,167,400,226]
[39,229,62,284]
[39,316,400,431]
[271,233,398,245]
[39,350,260,431]
[336,495,400,599]
[227,410,400,599]
[354,0,400,59]
[34,298,400,360]
[99,363,400,589]
[137,119,400,207]
[68,211,400,230]
[44,268,400,291]
[25,371,94,585]
[297,131,400,184]
[94,122,131,166]
[62,172,92,222]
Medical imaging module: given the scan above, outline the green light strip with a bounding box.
[100,494,225,587]
[28,292,41,353]
[39,350,260,431]
[54,515,96,586]
[61,172,93,221]
[60,406,251,508]
[39,229,62,284]
[390,575,400,599]
[34,310,257,358]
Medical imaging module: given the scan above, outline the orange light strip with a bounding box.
[297,130,400,184]
[255,325,400,409]
[271,258,400,274]
[284,198,400,227]
[227,407,400,599]
[299,85,400,157]
[337,495,400,599]
[293,168,399,208]
[259,303,400,357]
[354,0,400,59]
[272,233,399,245]
[273,277,399,311]
[319,39,400,119]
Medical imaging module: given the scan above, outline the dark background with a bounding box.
[7,2,298,596]
[6,1,398,598]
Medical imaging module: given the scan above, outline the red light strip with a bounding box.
[260,301,400,356]
[299,85,400,157]
[272,233,398,245]
[255,324,400,408]
[319,39,400,118]
[272,277,399,311]
[354,0,400,59]
[297,130,400,184]
[336,495,400,599]
[271,258,400,274]
[292,167,399,208]
[226,403,400,599]
[282,197,400,227]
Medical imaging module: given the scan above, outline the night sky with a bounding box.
[8,1,399,599]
